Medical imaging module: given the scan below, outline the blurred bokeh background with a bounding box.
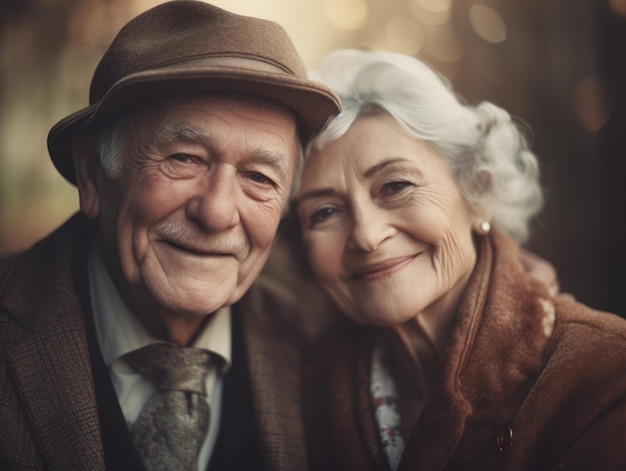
[1,0,625,316]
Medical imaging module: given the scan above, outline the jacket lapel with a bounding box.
[399,231,554,470]
[327,329,391,471]
[239,283,308,471]
[2,214,105,470]
[397,235,497,471]
[8,321,104,470]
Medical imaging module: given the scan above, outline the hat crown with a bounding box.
[90,0,306,104]
[48,0,340,185]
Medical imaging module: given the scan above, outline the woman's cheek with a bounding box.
[306,238,333,279]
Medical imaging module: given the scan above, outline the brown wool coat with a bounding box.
[303,231,626,471]
[0,213,308,471]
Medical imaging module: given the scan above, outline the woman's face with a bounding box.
[296,114,480,327]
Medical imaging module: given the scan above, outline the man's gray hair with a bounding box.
[307,49,543,243]
[97,114,129,179]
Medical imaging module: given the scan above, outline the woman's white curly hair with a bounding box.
[307,49,543,243]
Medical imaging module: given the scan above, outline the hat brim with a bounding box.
[47,64,341,184]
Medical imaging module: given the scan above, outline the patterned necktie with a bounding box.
[125,343,213,471]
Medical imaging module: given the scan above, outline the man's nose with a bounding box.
[347,206,395,252]
[185,169,240,232]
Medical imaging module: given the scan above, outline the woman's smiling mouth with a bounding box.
[350,254,419,281]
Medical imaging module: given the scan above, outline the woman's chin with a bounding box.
[346,309,417,328]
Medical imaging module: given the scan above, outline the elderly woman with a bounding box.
[295,49,626,470]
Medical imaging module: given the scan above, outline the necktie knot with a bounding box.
[126,344,212,395]
[126,344,214,470]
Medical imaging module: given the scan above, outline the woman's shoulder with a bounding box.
[510,298,626,468]
[551,296,626,347]
[539,296,626,392]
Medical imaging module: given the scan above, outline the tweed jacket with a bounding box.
[303,230,626,471]
[0,213,307,471]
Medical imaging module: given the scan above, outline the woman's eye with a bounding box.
[310,207,336,224]
[382,180,413,195]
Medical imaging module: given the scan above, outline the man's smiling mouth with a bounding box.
[161,240,232,257]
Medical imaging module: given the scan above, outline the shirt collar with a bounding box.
[87,238,232,372]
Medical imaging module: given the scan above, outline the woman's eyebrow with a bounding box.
[297,158,421,202]
[363,157,413,178]
[296,187,337,203]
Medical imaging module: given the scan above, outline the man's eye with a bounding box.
[247,172,272,185]
[170,154,192,163]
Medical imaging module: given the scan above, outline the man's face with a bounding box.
[81,94,299,327]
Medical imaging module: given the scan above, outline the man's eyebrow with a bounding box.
[250,148,290,182]
[157,125,212,144]
[156,125,290,181]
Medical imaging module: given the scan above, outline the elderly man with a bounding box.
[0,1,339,470]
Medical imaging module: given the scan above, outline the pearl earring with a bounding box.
[479,221,491,234]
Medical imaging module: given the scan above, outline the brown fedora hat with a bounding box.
[47,0,340,184]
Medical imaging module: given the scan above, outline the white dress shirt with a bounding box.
[87,241,231,471]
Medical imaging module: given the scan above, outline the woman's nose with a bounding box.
[347,206,395,252]
[185,170,240,233]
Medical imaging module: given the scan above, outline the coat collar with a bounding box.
[321,230,556,471]
[434,231,555,420]
[399,230,556,470]
[2,213,106,469]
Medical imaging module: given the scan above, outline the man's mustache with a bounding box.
[153,221,249,260]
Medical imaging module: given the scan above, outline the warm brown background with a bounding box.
[1,0,625,316]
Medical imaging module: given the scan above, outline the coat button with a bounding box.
[496,425,513,452]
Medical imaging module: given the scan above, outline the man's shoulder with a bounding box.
[237,273,344,352]
[0,213,90,348]
[1,212,89,265]
[0,213,88,289]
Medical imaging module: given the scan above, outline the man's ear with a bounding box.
[72,133,102,220]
